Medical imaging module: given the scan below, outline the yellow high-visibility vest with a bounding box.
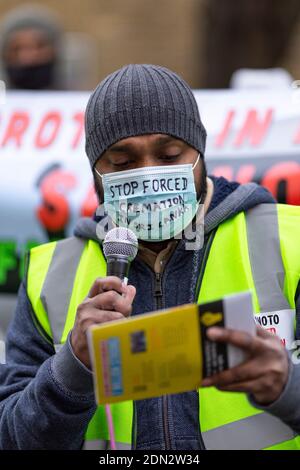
[26,204,300,449]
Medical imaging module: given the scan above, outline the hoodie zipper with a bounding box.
[154,272,172,451]
[154,272,163,310]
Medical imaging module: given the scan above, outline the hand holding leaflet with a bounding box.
[88,291,255,404]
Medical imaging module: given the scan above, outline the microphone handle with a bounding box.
[106,256,130,281]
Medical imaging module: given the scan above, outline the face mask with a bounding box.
[96,154,201,241]
[6,61,55,90]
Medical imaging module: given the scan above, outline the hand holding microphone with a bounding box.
[71,228,138,369]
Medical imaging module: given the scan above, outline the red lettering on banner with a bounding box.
[214,110,235,148]
[72,112,84,149]
[293,123,300,144]
[1,111,30,147]
[80,184,98,217]
[35,112,62,148]
[211,165,233,180]
[266,328,286,346]
[211,164,256,184]
[36,169,77,232]
[261,161,300,205]
[235,164,256,183]
[233,109,273,147]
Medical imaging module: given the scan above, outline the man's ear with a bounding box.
[201,159,207,178]
[195,159,207,202]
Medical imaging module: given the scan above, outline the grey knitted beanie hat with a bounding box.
[85,64,207,168]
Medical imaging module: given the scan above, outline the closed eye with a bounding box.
[159,154,181,163]
[111,160,133,168]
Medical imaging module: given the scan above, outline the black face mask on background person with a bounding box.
[5,60,55,90]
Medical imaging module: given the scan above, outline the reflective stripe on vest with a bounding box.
[38,238,106,348]
[202,413,296,450]
[246,204,290,311]
[83,439,108,450]
[41,237,85,346]
[83,440,131,450]
[26,204,300,450]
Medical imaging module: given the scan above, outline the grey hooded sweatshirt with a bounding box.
[0,176,300,450]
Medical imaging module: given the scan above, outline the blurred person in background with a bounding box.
[0,4,64,90]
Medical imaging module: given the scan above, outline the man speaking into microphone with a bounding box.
[1,64,300,450]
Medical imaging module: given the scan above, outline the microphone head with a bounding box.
[103,227,138,261]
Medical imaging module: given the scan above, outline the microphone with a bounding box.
[102,226,138,449]
[103,227,138,282]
